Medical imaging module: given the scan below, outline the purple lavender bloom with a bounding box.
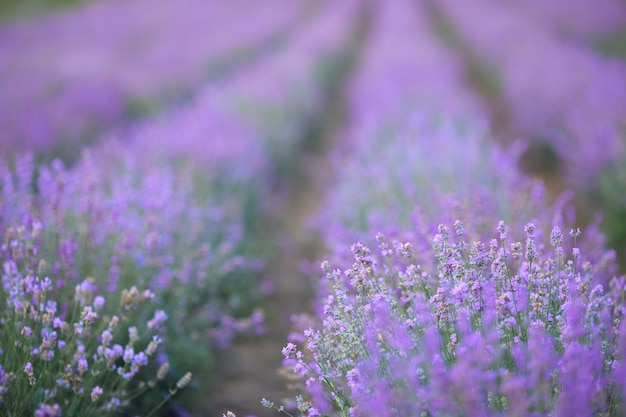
[34,403,61,417]
[90,385,103,402]
[147,310,167,330]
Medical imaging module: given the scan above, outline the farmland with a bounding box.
[1,1,626,416]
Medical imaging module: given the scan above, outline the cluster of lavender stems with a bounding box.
[0,149,263,415]
[280,224,626,417]
[1,220,175,416]
[0,0,307,156]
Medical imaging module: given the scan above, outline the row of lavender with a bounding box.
[0,1,362,415]
[0,0,308,158]
[435,0,626,259]
[263,1,626,416]
[513,0,626,41]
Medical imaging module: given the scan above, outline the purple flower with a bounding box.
[77,358,88,374]
[282,219,624,414]
[147,310,168,330]
[91,385,103,401]
[34,404,61,417]
[123,345,134,364]
[281,343,297,359]
[132,352,148,368]
[100,329,113,346]
[93,296,106,310]
[24,362,33,376]
[21,326,32,338]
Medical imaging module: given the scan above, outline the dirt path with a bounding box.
[203,7,371,417]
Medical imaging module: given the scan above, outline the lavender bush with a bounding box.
[0,219,192,416]
[319,109,615,286]
[276,222,626,416]
[0,151,264,414]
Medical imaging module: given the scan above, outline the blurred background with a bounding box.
[2,0,625,260]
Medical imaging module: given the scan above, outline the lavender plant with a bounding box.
[0,219,192,416]
[275,222,626,416]
[0,151,264,414]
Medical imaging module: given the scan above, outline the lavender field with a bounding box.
[1,0,626,416]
